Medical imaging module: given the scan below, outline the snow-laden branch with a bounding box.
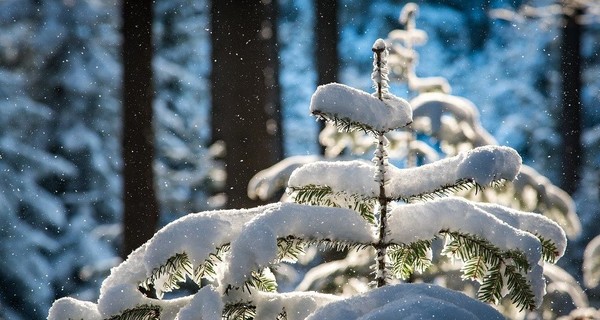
[288,145,521,201]
[388,197,548,308]
[176,286,223,320]
[143,206,275,277]
[247,155,322,201]
[472,201,567,261]
[410,92,497,148]
[310,83,412,133]
[514,165,581,237]
[584,235,600,288]
[224,202,375,287]
[97,243,192,319]
[305,283,504,320]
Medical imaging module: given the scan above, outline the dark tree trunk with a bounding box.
[121,0,159,258]
[315,0,339,154]
[210,0,283,209]
[559,6,584,194]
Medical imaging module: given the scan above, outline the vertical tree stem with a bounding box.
[375,134,388,287]
[372,45,388,287]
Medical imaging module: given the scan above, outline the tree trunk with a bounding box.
[210,0,283,209]
[559,6,583,194]
[315,0,339,154]
[121,0,159,258]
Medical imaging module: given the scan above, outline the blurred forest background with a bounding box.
[0,0,599,319]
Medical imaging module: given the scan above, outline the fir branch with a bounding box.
[289,184,376,224]
[280,235,370,254]
[248,269,278,293]
[405,179,478,202]
[537,234,560,263]
[505,265,537,311]
[462,255,488,281]
[442,231,501,267]
[277,309,288,320]
[193,244,230,283]
[140,246,230,298]
[312,111,379,135]
[441,231,536,310]
[388,240,433,279]
[277,237,305,263]
[223,302,256,320]
[477,265,503,304]
[404,179,508,203]
[140,253,193,299]
[105,305,161,320]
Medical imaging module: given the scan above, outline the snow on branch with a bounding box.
[305,283,504,320]
[514,165,581,237]
[224,202,375,287]
[50,205,286,319]
[310,83,412,134]
[410,92,497,148]
[48,297,102,320]
[95,243,192,319]
[473,201,567,263]
[388,197,549,309]
[247,155,322,201]
[288,145,522,201]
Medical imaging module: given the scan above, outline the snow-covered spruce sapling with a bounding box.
[49,40,566,320]
[287,39,566,310]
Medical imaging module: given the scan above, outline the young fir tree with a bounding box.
[49,40,566,320]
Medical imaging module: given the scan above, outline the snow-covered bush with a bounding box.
[49,39,566,320]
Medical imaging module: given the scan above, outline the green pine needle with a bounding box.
[388,240,433,279]
[312,111,379,135]
[141,246,230,298]
[194,244,230,283]
[462,255,487,281]
[405,179,508,203]
[290,185,376,224]
[140,253,193,299]
[247,269,278,293]
[105,305,161,320]
[223,302,256,320]
[277,237,305,263]
[537,234,560,263]
[477,266,503,304]
[505,265,537,311]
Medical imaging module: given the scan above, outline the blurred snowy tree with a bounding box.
[153,0,216,222]
[0,0,121,318]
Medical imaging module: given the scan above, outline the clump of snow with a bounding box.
[456,145,521,186]
[288,145,522,200]
[372,38,387,51]
[252,291,341,320]
[176,287,223,320]
[310,83,412,133]
[225,202,375,286]
[305,283,504,320]
[48,297,101,320]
